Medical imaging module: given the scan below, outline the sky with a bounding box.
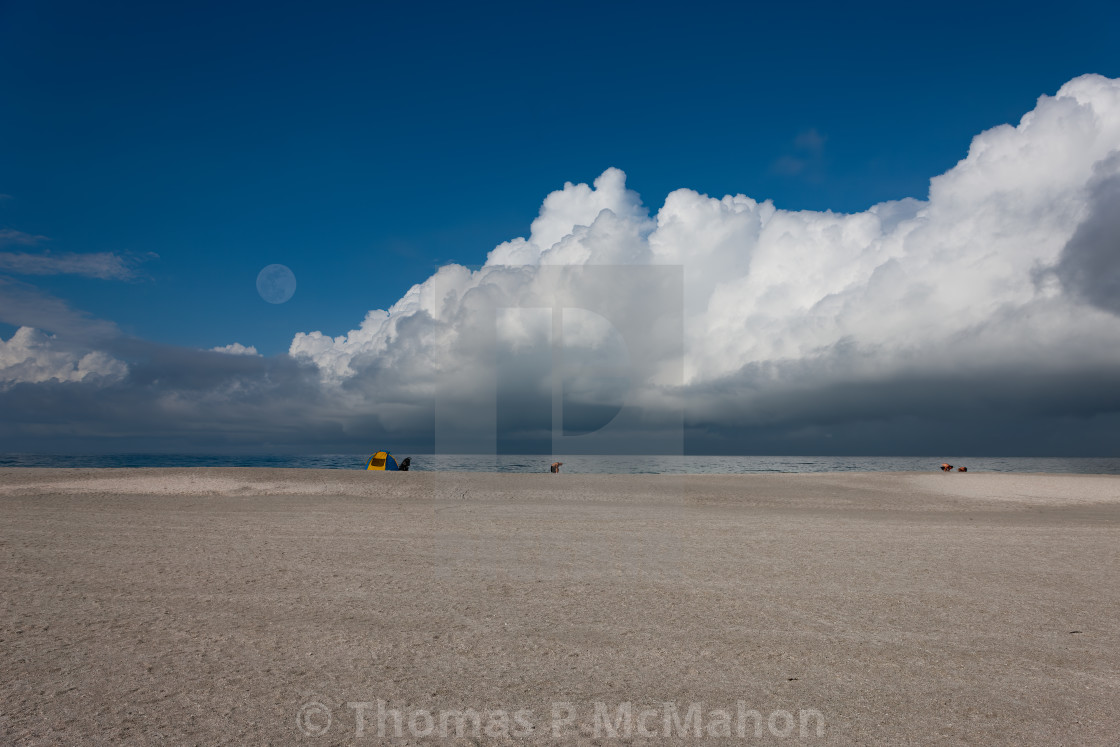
[2,0,1120,455]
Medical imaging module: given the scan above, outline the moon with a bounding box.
[256,264,296,304]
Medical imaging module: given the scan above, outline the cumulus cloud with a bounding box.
[211,342,261,356]
[0,336,347,452]
[288,74,1120,453]
[0,327,128,387]
[5,74,1120,454]
[1053,151,1120,315]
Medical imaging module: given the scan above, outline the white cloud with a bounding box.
[0,250,138,279]
[485,168,653,266]
[289,74,1120,438]
[6,75,1119,453]
[211,342,260,356]
[0,327,128,387]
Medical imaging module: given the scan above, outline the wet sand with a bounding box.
[2,469,1118,744]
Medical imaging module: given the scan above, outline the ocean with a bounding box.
[2,453,1119,474]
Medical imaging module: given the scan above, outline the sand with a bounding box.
[2,468,1118,745]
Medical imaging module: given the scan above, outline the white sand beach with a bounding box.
[2,469,1118,744]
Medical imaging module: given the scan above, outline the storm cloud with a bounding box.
[3,74,1120,454]
[1055,152,1120,315]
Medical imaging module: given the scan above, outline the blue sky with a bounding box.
[2,0,1120,454]
[4,0,1115,354]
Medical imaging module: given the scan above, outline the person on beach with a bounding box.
[550,462,563,473]
[958,466,967,472]
[941,463,954,472]
[399,457,411,471]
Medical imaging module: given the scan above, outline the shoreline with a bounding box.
[5,452,1120,477]
[3,467,1119,506]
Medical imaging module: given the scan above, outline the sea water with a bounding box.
[2,453,1119,474]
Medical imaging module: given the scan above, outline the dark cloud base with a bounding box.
[3,358,1119,457]
[5,77,1120,457]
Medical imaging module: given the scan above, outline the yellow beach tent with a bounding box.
[366,451,400,471]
